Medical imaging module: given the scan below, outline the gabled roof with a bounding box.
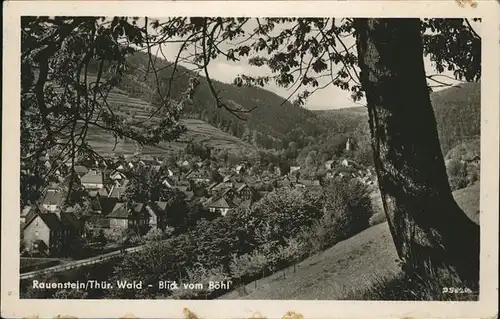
[24,213,64,231]
[208,182,220,190]
[41,190,66,207]
[60,212,82,230]
[74,165,89,174]
[207,197,238,209]
[21,205,37,217]
[108,202,145,219]
[236,183,250,192]
[108,185,127,199]
[154,201,168,211]
[147,201,168,217]
[108,203,128,219]
[98,197,118,216]
[81,170,103,184]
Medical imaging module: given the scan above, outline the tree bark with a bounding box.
[354,18,479,284]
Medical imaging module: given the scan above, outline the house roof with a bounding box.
[154,201,168,211]
[21,205,37,217]
[298,179,321,186]
[147,201,168,217]
[108,202,145,219]
[87,216,111,228]
[98,197,118,216]
[24,213,64,231]
[236,184,250,192]
[208,197,238,209]
[60,212,81,230]
[74,165,89,174]
[108,185,127,199]
[108,203,128,219]
[81,170,103,184]
[208,182,220,190]
[41,190,66,207]
[171,185,189,193]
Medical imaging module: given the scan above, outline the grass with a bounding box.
[219,222,401,300]
[344,263,479,301]
[219,183,480,300]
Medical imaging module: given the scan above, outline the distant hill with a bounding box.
[87,51,324,152]
[315,82,481,155]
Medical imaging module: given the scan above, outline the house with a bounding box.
[23,213,67,256]
[184,169,211,183]
[341,159,349,167]
[108,184,128,201]
[296,179,322,189]
[289,166,301,174]
[236,184,256,201]
[146,201,168,230]
[88,187,109,198]
[108,202,149,234]
[80,169,105,189]
[465,155,481,166]
[110,170,127,183]
[325,160,335,170]
[235,164,246,175]
[278,176,295,188]
[207,197,238,216]
[221,187,237,200]
[40,189,66,212]
[21,205,38,224]
[162,177,175,188]
[60,211,84,237]
[177,160,190,168]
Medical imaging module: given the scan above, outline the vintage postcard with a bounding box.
[2,0,499,318]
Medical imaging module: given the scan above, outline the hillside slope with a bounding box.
[89,51,323,151]
[219,183,480,300]
[85,85,258,156]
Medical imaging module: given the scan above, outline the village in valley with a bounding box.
[21,138,378,261]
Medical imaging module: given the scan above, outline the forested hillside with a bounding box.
[87,49,479,161]
[89,51,323,151]
[315,82,481,157]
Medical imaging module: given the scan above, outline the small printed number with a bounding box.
[442,287,472,294]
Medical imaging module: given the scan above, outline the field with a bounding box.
[220,183,480,300]
[84,85,257,156]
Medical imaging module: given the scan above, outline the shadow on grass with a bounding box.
[343,263,479,301]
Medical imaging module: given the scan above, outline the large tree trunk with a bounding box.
[354,18,480,284]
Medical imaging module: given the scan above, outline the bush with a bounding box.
[446,159,468,191]
[369,212,387,226]
[322,178,374,240]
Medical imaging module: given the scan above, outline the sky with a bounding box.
[148,18,481,110]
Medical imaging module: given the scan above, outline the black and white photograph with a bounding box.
[2,1,499,318]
